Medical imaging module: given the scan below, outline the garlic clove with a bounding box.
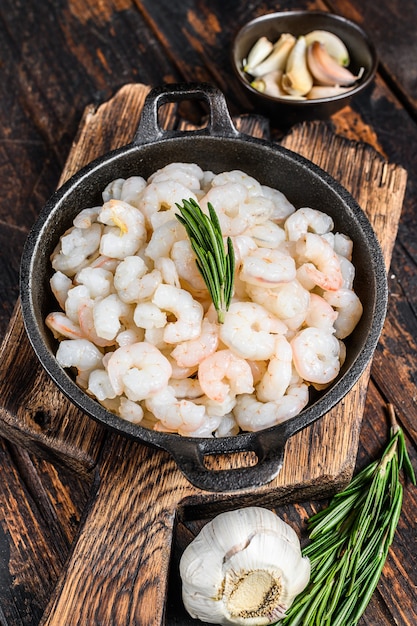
[307,41,363,87]
[304,29,350,66]
[180,506,311,625]
[251,71,307,100]
[244,37,274,73]
[306,85,353,100]
[281,36,314,97]
[248,33,296,77]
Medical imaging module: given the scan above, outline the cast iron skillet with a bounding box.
[20,83,387,492]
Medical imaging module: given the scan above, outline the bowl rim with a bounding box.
[231,9,379,107]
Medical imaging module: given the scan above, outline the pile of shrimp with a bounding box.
[47,162,363,436]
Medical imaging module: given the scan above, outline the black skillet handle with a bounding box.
[167,430,288,492]
[133,82,240,145]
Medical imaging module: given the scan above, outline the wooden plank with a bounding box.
[0,82,407,625]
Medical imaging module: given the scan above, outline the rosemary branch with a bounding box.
[279,403,415,626]
[175,198,235,323]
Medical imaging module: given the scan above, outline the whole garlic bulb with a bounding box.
[179,506,310,625]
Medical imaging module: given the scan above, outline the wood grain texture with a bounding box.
[0,82,407,625]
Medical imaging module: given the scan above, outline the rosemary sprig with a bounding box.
[175,198,235,323]
[279,403,415,626]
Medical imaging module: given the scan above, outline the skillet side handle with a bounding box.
[133,82,239,145]
[169,432,287,492]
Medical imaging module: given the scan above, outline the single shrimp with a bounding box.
[220,301,287,360]
[78,299,117,347]
[116,327,145,347]
[211,170,263,196]
[260,184,296,222]
[154,257,181,288]
[102,178,125,202]
[323,289,363,339]
[93,293,132,341]
[145,387,207,435]
[304,293,338,333]
[285,207,334,242]
[133,301,167,330]
[51,223,102,276]
[98,199,147,259]
[114,256,162,303]
[50,271,73,310]
[119,176,147,208]
[73,206,101,229]
[239,247,296,287]
[256,335,293,402]
[198,349,254,403]
[296,232,343,291]
[291,327,341,384]
[148,162,204,191]
[234,383,309,431]
[145,219,185,262]
[246,220,286,249]
[171,318,219,368]
[152,283,203,344]
[138,180,198,227]
[118,397,144,424]
[106,341,172,402]
[75,266,113,299]
[246,280,309,331]
[87,369,117,401]
[199,182,250,237]
[46,311,83,340]
[170,238,207,294]
[56,338,104,374]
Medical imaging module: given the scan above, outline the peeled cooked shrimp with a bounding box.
[291,327,341,384]
[239,247,296,287]
[75,266,113,300]
[46,311,84,340]
[51,223,102,276]
[323,288,363,339]
[152,283,203,344]
[296,232,343,292]
[260,184,296,222]
[148,162,204,191]
[171,318,219,368]
[256,335,293,402]
[114,256,162,303]
[56,338,103,374]
[50,271,73,310]
[98,199,147,259]
[138,180,198,227]
[198,349,254,403]
[106,341,172,402]
[304,293,338,333]
[220,301,287,360]
[234,383,309,431]
[246,280,310,331]
[285,207,334,242]
[93,294,132,341]
[145,387,207,435]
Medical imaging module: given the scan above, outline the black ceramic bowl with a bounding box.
[232,10,378,127]
[20,83,387,492]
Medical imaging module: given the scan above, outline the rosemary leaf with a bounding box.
[176,198,235,323]
[279,403,415,626]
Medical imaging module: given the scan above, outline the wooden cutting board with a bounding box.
[0,83,407,625]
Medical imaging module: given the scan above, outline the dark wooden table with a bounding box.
[0,1,416,625]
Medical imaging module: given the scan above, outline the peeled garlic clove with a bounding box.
[248,33,296,77]
[307,85,353,100]
[251,70,284,98]
[180,506,311,625]
[307,41,363,86]
[281,36,313,96]
[244,37,274,73]
[304,29,350,66]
